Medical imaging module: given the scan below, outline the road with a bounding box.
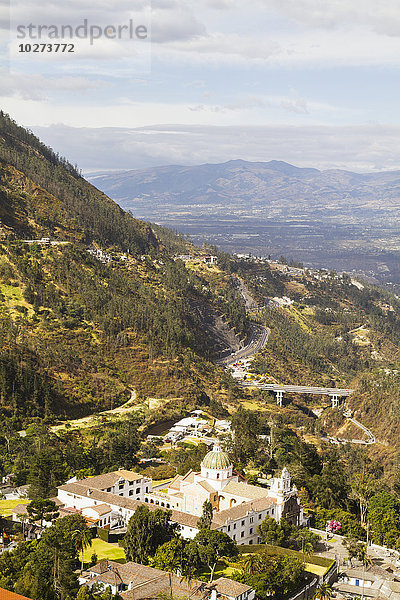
[232,276,259,311]
[346,416,375,443]
[215,278,269,365]
[215,323,270,366]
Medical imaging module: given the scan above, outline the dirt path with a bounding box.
[18,389,139,436]
[49,389,139,433]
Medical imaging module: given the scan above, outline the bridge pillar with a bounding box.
[276,390,284,406]
[330,394,340,408]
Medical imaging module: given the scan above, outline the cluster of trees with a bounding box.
[0,418,143,498]
[255,307,366,383]
[0,514,92,600]
[233,551,305,600]
[229,406,400,552]
[122,504,305,599]
[0,237,244,422]
[122,505,238,582]
[258,516,320,552]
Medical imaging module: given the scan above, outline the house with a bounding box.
[203,256,218,265]
[57,470,152,509]
[146,444,302,529]
[79,560,255,600]
[334,567,400,600]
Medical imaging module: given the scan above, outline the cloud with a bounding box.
[0,69,106,101]
[263,0,400,36]
[29,123,400,174]
[151,4,207,43]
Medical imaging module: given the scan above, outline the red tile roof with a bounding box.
[0,588,33,600]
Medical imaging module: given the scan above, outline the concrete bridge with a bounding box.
[240,382,354,407]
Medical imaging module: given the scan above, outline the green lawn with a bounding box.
[81,538,126,565]
[0,498,29,516]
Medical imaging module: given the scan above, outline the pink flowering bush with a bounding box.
[327,519,342,533]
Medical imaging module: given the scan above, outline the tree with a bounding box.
[343,536,364,567]
[350,473,375,526]
[27,499,59,528]
[231,408,260,468]
[16,512,30,539]
[72,526,93,572]
[187,530,238,582]
[368,491,400,546]
[197,501,213,530]
[303,542,314,563]
[257,516,287,547]
[313,582,333,600]
[240,553,263,575]
[76,587,94,600]
[311,453,350,509]
[28,448,66,499]
[152,538,188,573]
[123,506,178,564]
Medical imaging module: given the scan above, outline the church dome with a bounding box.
[202,443,231,470]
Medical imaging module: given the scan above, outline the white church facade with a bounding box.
[53,444,304,546]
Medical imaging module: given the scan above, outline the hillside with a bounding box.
[226,257,400,448]
[0,113,249,428]
[89,159,400,285]
[3,112,400,452]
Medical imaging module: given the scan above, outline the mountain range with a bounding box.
[89,160,400,286]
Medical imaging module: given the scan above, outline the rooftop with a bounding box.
[212,497,276,526]
[75,470,144,491]
[86,561,253,600]
[222,481,269,501]
[0,589,33,600]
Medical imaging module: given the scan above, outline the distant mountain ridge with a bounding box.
[88,159,400,285]
[88,159,400,209]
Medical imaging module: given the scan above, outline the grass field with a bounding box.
[81,538,126,565]
[0,498,29,516]
[238,543,334,574]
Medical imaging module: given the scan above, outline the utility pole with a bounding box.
[268,420,274,459]
[362,523,369,600]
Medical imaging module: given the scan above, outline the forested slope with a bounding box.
[0,113,248,428]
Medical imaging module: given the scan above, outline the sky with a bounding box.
[1,0,400,172]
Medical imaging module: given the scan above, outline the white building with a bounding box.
[56,452,303,546]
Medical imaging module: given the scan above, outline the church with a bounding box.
[52,443,304,547]
[146,443,303,527]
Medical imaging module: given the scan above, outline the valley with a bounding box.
[2,112,400,600]
[89,160,400,288]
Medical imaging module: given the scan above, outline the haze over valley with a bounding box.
[90,159,400,287]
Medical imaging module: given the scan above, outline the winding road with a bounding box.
[219,277,376,445]
[215,323,270,366]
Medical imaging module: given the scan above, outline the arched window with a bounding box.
[217,473,220,479]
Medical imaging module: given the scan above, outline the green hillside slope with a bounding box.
[0,113,247,428]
